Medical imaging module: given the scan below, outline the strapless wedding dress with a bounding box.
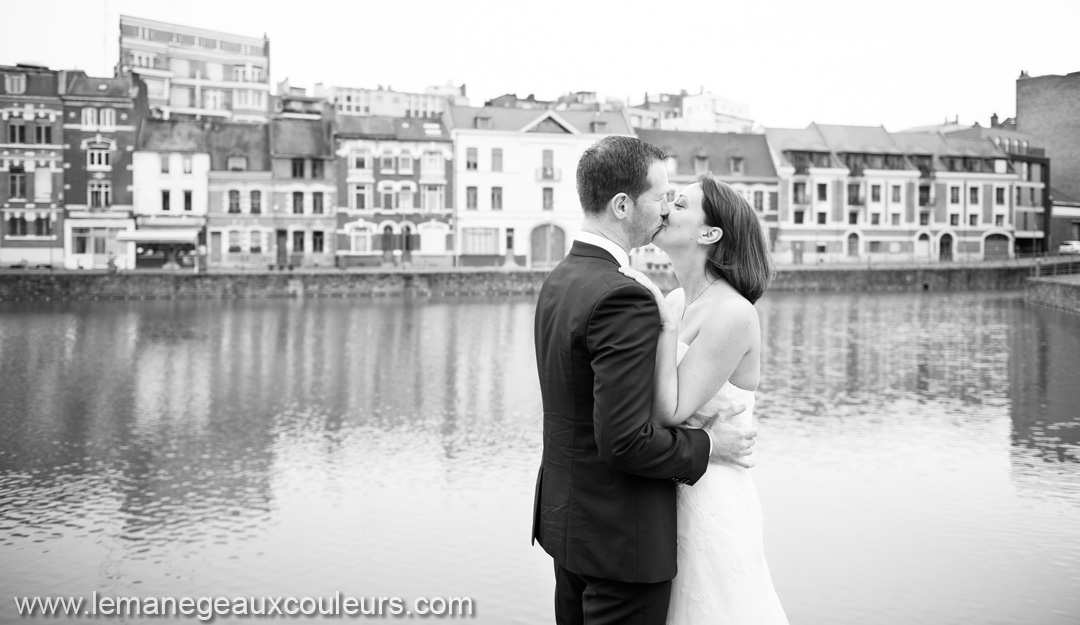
[667,341,789,625]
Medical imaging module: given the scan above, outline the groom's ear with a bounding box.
[699,226,723,244]
[609,193,632,220]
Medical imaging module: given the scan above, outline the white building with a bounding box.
[118,15,271,122]
[445,106,633,267]
[315,83,467,119]
[628,90,755,134]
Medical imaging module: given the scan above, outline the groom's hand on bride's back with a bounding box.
[700,405,757,469]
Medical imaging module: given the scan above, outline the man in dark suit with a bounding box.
[533,136,758,625]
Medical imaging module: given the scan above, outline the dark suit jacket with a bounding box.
[532,240,711,584]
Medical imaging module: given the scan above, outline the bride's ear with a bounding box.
[699,226,723,245]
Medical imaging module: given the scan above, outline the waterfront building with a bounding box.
[1051,187,1080,244]
[131,119,210,269]
[59,70,145,270]
[118,15,271,122]
[1015,71,1080,249]
[634,129,778,269]
[314,83,466,119]
[206,122,273,269]
[445,105,632,267]
[1,63,65,268]
[334,116,454,268]
[269,117,337,267]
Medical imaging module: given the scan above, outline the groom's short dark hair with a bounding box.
[577,136,667,216]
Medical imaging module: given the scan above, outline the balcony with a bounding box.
[918,197,934,207]
[847,197,865,206]
[536,167,561,182]
[792,195,812,206]
[792,163,810,176]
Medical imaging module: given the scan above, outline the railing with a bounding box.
[918,198,934,207]
[848,197,865,206]
[536,167,561,182]
[793,164,810,176]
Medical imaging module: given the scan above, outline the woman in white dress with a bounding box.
[620,173,789,625]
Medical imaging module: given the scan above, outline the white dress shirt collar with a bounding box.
[575,231,630,268]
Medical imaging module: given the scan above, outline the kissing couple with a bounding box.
[533,136,788,624]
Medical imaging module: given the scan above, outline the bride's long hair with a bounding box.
[699,173,775,304]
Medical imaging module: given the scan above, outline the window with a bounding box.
[7,123,26,143]
[4,73,27,94]
[35,125,53,144]
[398,188,413,209]
[466,148,478,170]
[162,190,170,211]
[969,214,978,226]
[88,181,111,208]
[794,211,805,224]
[312,160,324,179]
[871,213,880,225]
[34,216,52,236]
[492,186,503,210]
[160,155,170,173]
[421,152,442,175]
[353,152,369,170]
[492,148,503,172]
[313,192,324,214]
[10,216,27,235]
[892,185,901,203]
[793,182,808,204]
[849,212,858,225]
[292,230,305,252]
[950,187,960,204]
[227,156,247,171]
[381,154,395,171]
[996,188,1005,205]
[543,187,554,211]
[81,108,98,127]
[730,157,744,175]
[1029,187,1036,205]
[694,156,708,174]
[848,183,862,205]
[250,231,262,253]
[292,191,303,214]
[817,183,827,202]
[871,185,881,203]
[292,158,305,178]
[466,186,477,209]
[184,190,192,211]
[970,187,979,205]
[950,214,959,226]
[100,108,116,128]
[461,227,499,254]
[382,190,394,209]
[753,191,763,210]
[228,190,241,213]
[817,212,827,225]
[9,172,26,199]
[352,227,372,252]
[353,185,370,209]
[250,190,261,214]
[228,230,242,253]
[920,212,929,226]
[995,215,1004,226]
[88,149,111,169]
[312,231,324,253]
[422,185,444,211]
[891,214,900,226]
[869,241,883,253]
[398,155,413,174]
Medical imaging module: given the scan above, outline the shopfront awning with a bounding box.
[115,228,201,244]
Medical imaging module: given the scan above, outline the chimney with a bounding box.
[991,113,999,128]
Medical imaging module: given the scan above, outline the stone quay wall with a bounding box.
[0,264,1051,302]
[1025,276,1080,314]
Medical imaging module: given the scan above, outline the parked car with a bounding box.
[1059,241,1080,255]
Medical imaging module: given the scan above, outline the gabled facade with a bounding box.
[269,118,337,267]
[130,119,210,269]
[445,106,633,267]
[206,122,273,269]
[334,116,454,268]
[635,129,779,269]
[60,70,143,270]
[1,64,65,268]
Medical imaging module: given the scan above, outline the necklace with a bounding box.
[681,279,717,320]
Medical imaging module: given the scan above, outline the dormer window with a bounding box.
[694,156,708,174]
[4,73,27,94]
[474,116,492,129]
[590,121,607,133]
[227,156,247,171]
[730,157,744,175]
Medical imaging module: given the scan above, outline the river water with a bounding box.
[1,291,1078,624]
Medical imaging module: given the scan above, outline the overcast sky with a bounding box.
[2,0,1076,131]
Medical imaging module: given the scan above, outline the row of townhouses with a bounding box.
[0,15,1068,271]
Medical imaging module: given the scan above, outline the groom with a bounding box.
[532,135,758,625]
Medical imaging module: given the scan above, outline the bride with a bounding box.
[620,173,789,625]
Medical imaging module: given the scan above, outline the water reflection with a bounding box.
[1,293,1078,624]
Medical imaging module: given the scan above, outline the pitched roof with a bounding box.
[1051,186,1080,204]
[270,119,332,157]
[939,136,1008,158]
[763,126,830,152]
[812,123,905,154]
[636,129,777,178]
[137,119,209,152]
[206,122,270,170]
[889,131,951,155]
[62,70,131,99]
[445,106,632,135]
[335,115,450,142]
